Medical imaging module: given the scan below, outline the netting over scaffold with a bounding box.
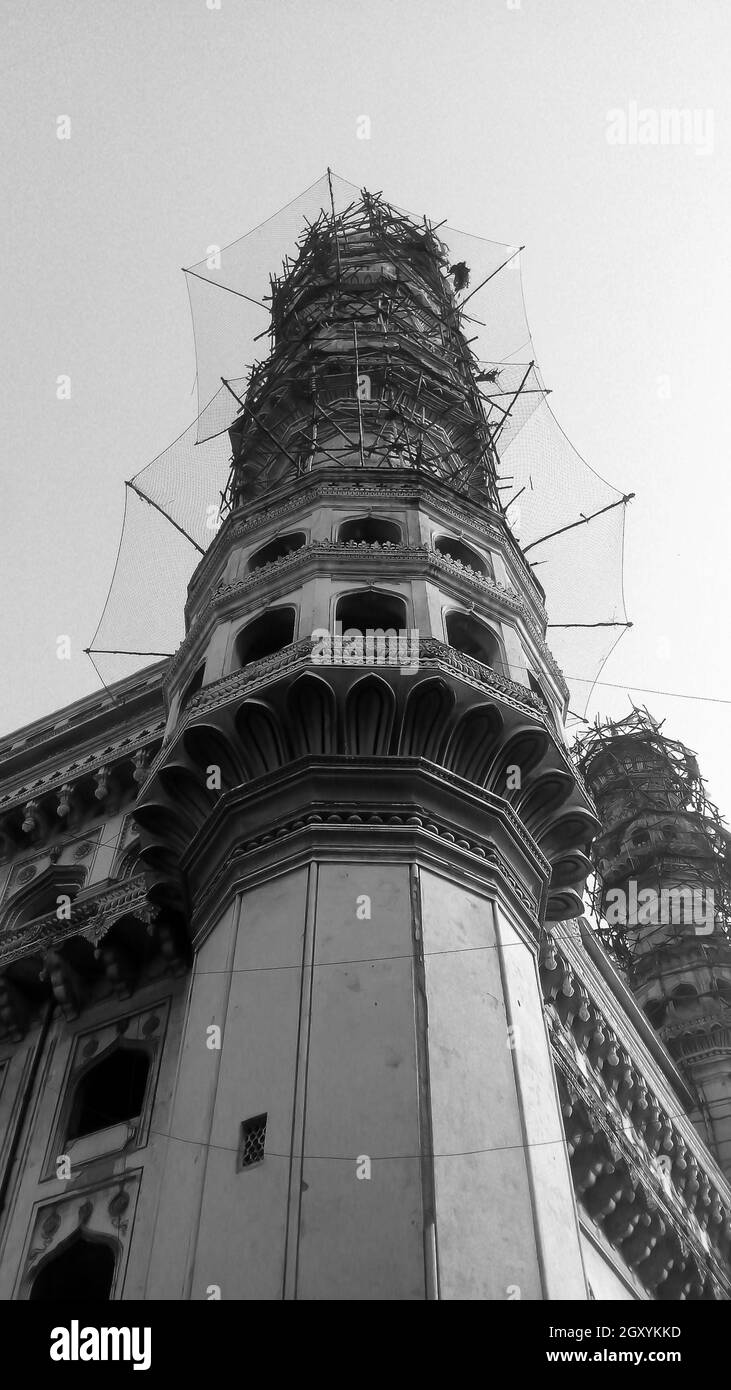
[87,171,631,713]
[575,706,731,968]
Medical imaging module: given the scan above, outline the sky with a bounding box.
[1,0,729,811]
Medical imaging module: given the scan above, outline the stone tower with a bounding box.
[577,709,731,1181]
[132,193,600,1299]
[5,192,731,1303]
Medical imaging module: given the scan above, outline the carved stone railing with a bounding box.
[0,874,153,968]
[541,923,731,1298]
[172,540,566,698]
[179,637,545,723]
[185,477,548,628]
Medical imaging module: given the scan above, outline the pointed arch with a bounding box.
[399,678,455,760]
[235,701,289,778]
[434,533,491,578]
[29,1232,117,1302]
[510,770,575,837]
[66,1041,151,1141]
[183,722,246,789]
[345,675,396,756]
[445,610,506,676]
[444,705,503,786]
[483,726,550,796]
[235,607,296,667]
[286,674,337,756]
[247,532,306,572]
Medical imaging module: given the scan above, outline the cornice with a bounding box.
[188,795,544,952]
[0,665,167,773]
[0,873,153,969]
[171,541,565,698]
[184,637,544,721]
[166,638,590,810]
[184,475,547,621]
[0,726,165,816]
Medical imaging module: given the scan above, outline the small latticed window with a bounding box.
[238,1113,267,1170]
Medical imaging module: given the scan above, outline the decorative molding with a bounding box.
[541,925,731,1295]
[185,477,547,626]
[192,801,542,945]
[18,1171,142,1300]
[0,728,165,817]
[171,540,566,698]
[0,874,153,968]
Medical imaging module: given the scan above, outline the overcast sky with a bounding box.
[1,0,729,813]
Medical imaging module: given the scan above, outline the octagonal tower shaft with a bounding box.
[578,709,731,1180]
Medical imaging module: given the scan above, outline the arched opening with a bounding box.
[338,517,401,546]
[3,867,86,932]
[179,664,204,712]
[236,608,296,668]
[670,983,699,1016]
[445,612,504,674]
[247,532,306,572]
[434,534,489,577]
[336,591,407,634]
[644,998,667,1028]
[672,983,698,1001]
[30,1235,115,1302]
[67,1047,151,1140]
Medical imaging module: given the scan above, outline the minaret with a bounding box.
[134,194,599,1299]
[577,709,731,1181]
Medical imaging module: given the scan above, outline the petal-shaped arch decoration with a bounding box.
[235,700,290,779]
[286,674,337,756]
[183,721,247,791]
[484,726,550,797]
[538,809,599,863]
[399,678,455,761]
[345,675,396,757]
[512,770,575,839]
[443,704,503,786]
[549,850,594,890]
[158,762,219,825]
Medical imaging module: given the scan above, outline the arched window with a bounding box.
[336,591,407,634]
[671,983,698,1001]
[338,517,401,546]
[247,532,306,573]
[67,1047,151,1141]
[236,608,296,668]
[670,983,699,1014]
[3,867,86,932]
[179,664,204,712]
[434,535,490,577]
[445,612,504,674]
[644,998,667,1028]
[30,1235,115,1301]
